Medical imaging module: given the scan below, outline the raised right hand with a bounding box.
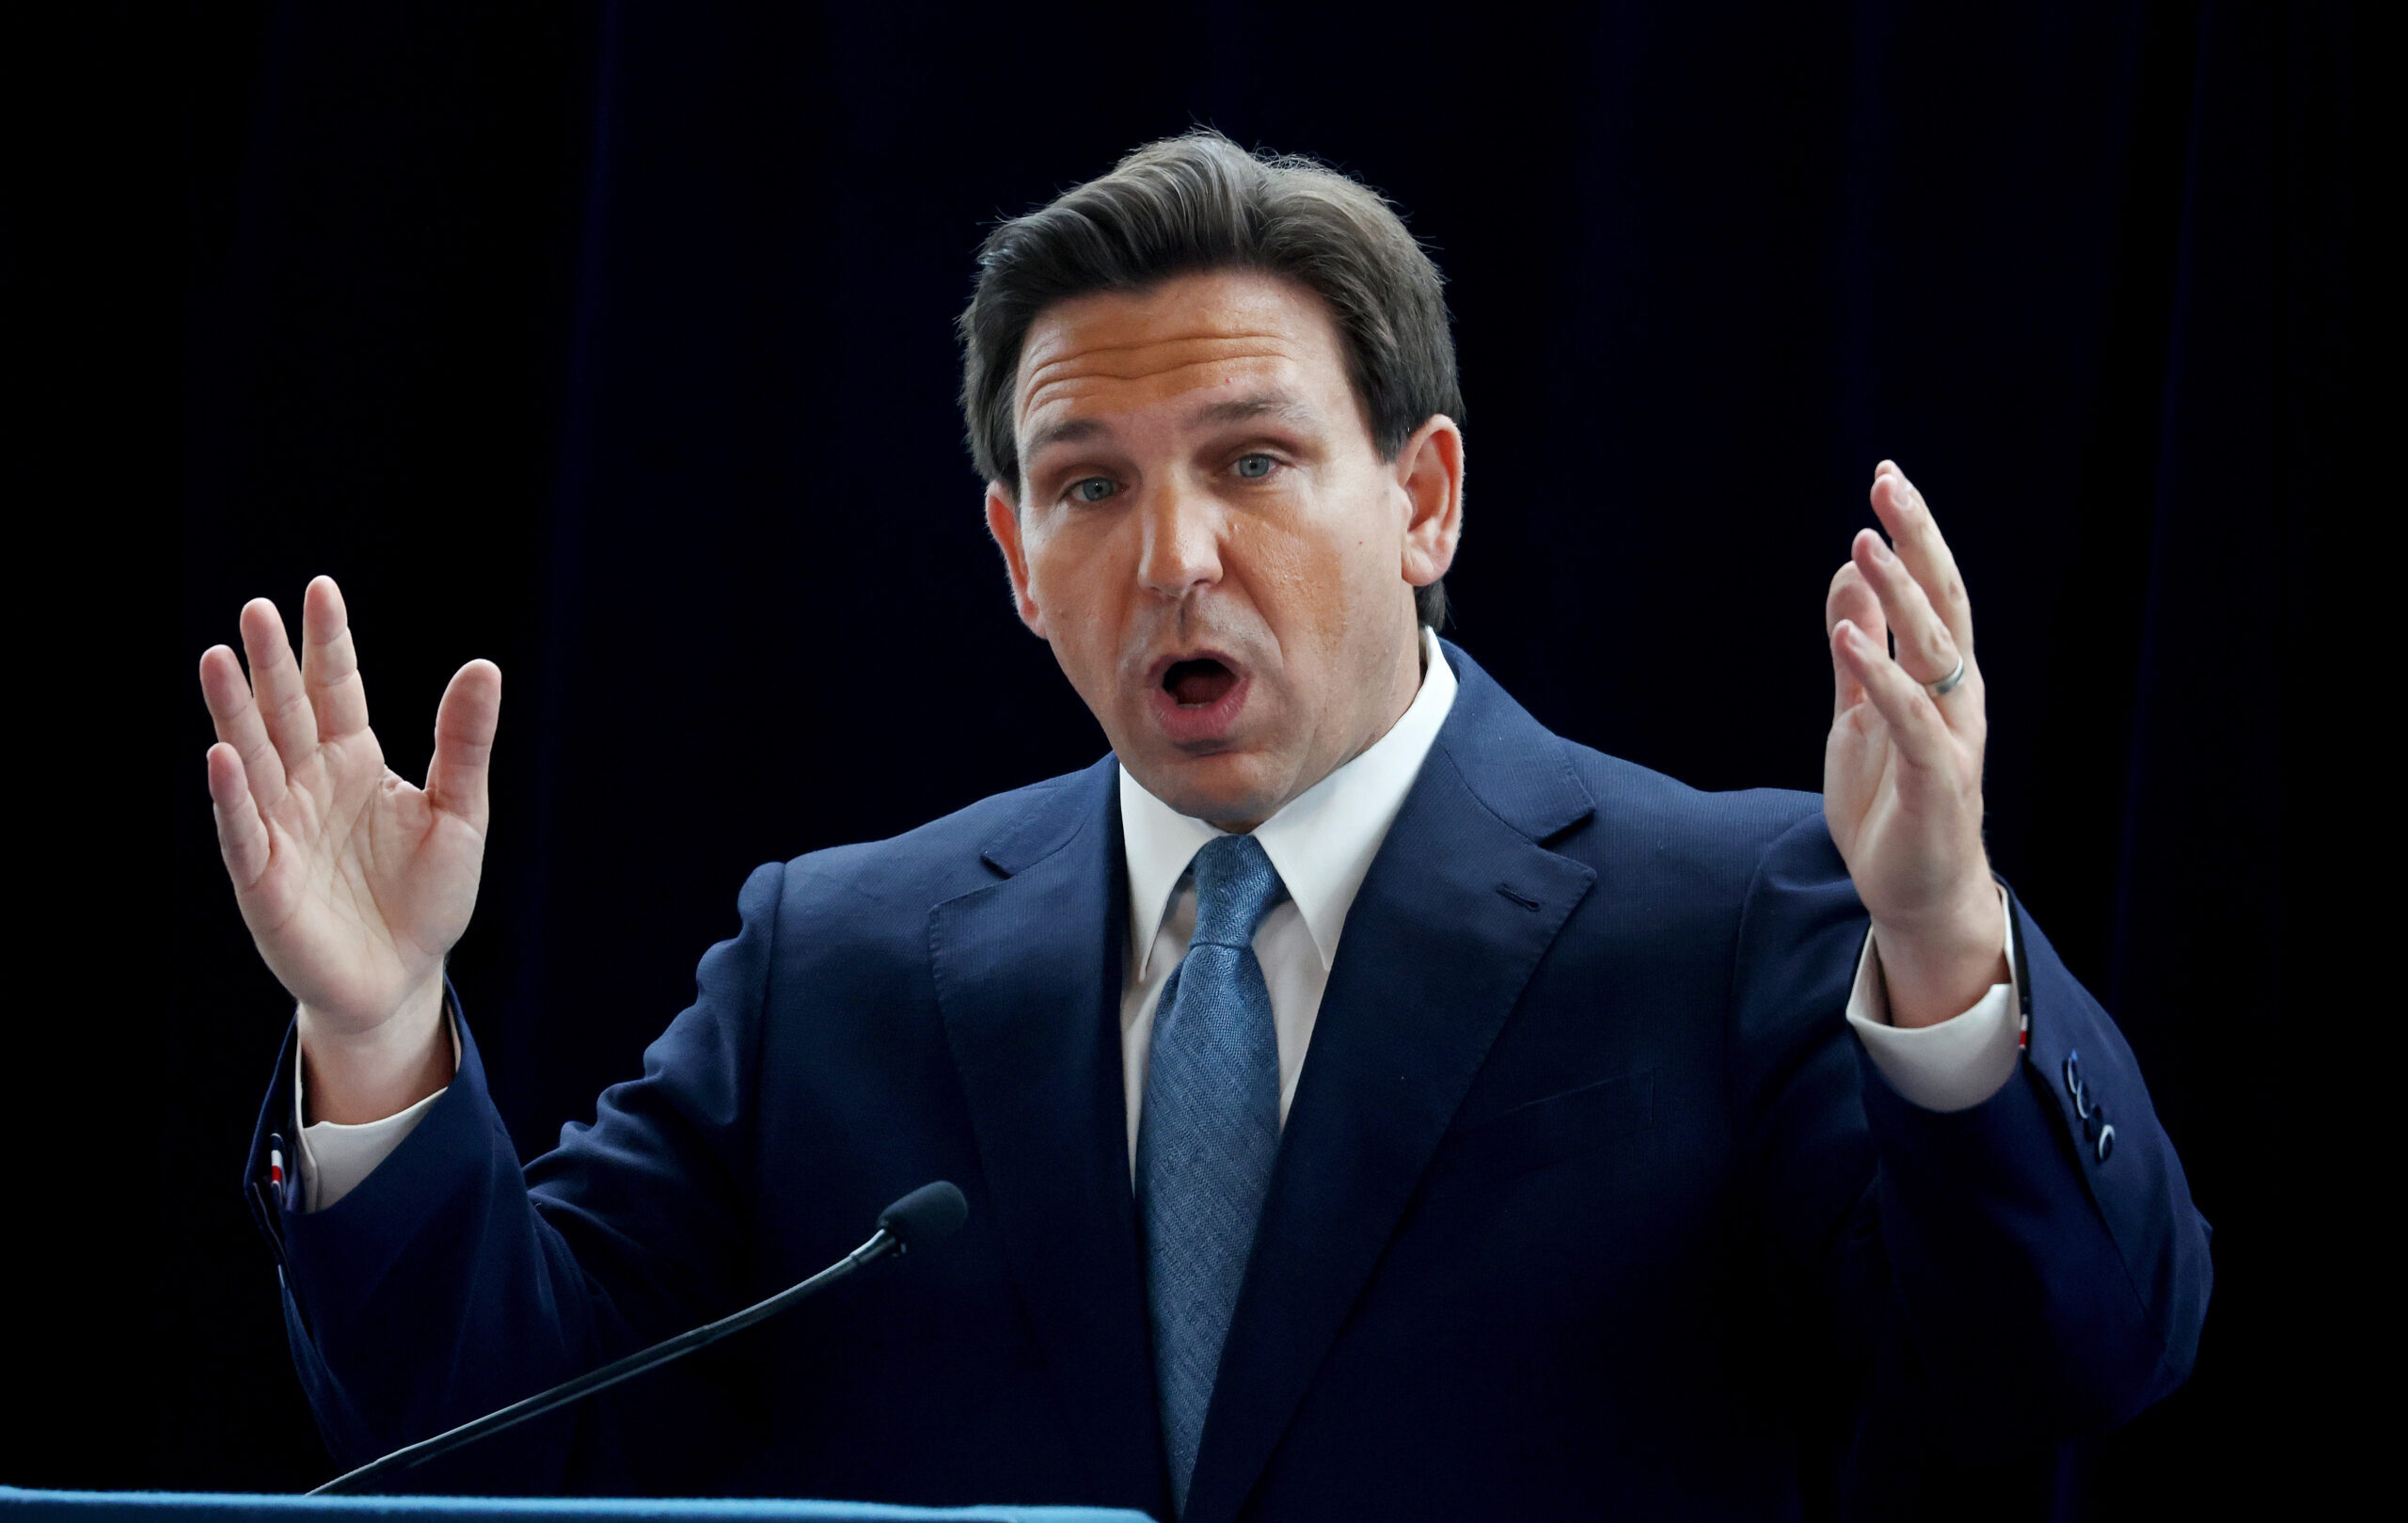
[201,576,499,1121]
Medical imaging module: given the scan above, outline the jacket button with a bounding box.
[2063,1050,2083,1098]
[2095,1124,2115,1164]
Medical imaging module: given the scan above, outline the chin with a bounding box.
[1128,746,1287,828]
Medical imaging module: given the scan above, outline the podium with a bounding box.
[0,1492,1150,1523]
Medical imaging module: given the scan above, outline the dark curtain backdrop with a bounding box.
[13,1,2362,1515]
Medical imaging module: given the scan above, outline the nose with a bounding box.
[1135,477,1224,603]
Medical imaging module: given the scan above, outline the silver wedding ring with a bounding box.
[1927,654,1967,696]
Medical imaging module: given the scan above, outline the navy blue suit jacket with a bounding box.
[246,643,2210,1519]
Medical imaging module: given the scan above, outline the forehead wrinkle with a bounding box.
[1019,351,1305,435]
[1021,333,1307,396]
[1022,385,1319,461]
[1022,327,1301,369]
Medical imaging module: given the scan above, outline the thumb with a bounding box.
[425,659,501,833]
[1827,563,1883,722]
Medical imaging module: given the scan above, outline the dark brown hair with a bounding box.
[958,129,1460,628]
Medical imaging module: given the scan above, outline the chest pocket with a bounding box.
[1437,1069,1656,1185]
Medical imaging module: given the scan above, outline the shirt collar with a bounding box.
[1118,627,1459,978]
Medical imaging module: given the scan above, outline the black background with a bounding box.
[11,1,2365,1515]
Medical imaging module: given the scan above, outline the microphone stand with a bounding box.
[311,1228,898,1495]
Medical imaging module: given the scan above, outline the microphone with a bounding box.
[310,1181,969,1495]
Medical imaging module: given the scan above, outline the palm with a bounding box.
[201,578,499,1040]
[246,728,481,1019]
[1823,675,1982,929]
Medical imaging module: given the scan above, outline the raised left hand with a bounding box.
[1824,462,2007,1027]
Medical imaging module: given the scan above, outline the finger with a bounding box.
[207,741,275,891]
[1868,463,1973,653]
[300,575,371,741]
[198,642,290,807]
[1825,563,1881,720]
[425,658,501,834]
[1831,619,1955,770]
[1850,528,1964,688]
[239,597,319,775]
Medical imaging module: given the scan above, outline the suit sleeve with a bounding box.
[1725,813,2210,1462]
[239,861,789,1494]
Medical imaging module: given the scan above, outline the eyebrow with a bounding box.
[1023,417,1108,456]
[1189,390,1318,430]
[1022,390,1319,462]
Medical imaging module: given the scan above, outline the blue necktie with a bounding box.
[1137,833,1288,1515]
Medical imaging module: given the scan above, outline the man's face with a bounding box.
[986,269,1462,830]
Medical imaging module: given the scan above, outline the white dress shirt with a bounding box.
[295,627,2023,1208]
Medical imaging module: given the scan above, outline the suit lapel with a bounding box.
[928,758,1168,1515]
[1183,648,1600,1523]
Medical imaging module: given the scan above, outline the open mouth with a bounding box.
[1164,658,1239,708]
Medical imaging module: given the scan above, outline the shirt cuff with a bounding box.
[292,1008,461,1213]
[1845,887,2021,1113]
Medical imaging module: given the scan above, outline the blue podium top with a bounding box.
[0,1492,1150,1523]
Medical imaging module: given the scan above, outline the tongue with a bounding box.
[1167,660,1237,706]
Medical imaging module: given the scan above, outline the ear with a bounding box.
[1395,414,1465,591]
[984,482,1049,638]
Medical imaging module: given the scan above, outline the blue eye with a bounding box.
[1071,478,1117,503]
[1235,453,1275,480]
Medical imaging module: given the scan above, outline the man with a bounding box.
[204,133,2209,1519]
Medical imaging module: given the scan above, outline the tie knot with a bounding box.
[1188,833,1287,948]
